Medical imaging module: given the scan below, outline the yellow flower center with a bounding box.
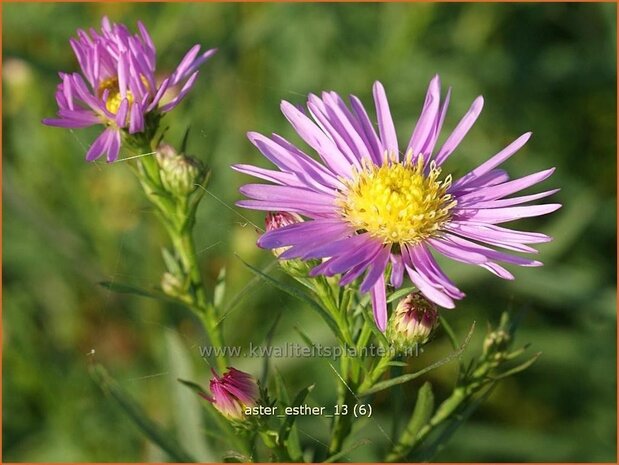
[339,153,456,245]
[98,77,134,115]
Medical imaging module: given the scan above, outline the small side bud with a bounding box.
[263,211,303,258]
[202,367,259,421]
[483,329,511,358]
[265,211,303,232]
[160,272,185,298]
[388,292,439,351]
[156,143,205,196]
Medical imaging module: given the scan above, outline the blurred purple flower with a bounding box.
[201,367,259,420]
[43,16,216,162]
[235,76,561,331]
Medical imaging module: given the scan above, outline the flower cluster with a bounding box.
[236,76,560,330]
[43,16,216,162]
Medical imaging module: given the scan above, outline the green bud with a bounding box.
[483,328,511,358]
[156,143,205,196]
[160,272,185,298]
[388,292,438,352]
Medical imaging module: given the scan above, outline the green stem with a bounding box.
[358,355,392,393]
[328,369,355,457]
[385,387,466,462]
[129,139,227,372]
[385,359,497,462]
[173,216,227,373]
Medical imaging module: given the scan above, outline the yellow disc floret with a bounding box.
[339,153,456,245]
[98,77,134,115]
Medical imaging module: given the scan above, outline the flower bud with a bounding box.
[388,292,438,350]
[202,367,259,421]
[483,329,511,358]
[263,211,303,258]
[265,211,303,232]
[160,272,185,298]
[156,143,205,196]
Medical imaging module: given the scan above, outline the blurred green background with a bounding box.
[3,2,616,462]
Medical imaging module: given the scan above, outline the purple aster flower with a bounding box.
[43,16,216,162]
[200,367,259,420]
[235,76,561,331]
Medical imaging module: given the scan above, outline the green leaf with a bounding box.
[412,384,497,461]
[98,281,180,304]
[325,439,372,462]
[387,361,409,367]
[407,382,435,440]
[90,364,196,463]
[236,254,342,339]
[161,247,182,275]
[180,126,191,154]
[213,267,226,309]
[408,383,434,439]
[261,311,283,386]
[490,352,542,380]
[223,451,252,462]
[388,382,435,461]
[293,325,317,348]
[178,378,208,398]
[165,331,215,461]
[360,322,475,396]
[219,260,277,319]
[439,316,460,352]
[387,286,416,303]
[278,384,314,444]
[359,304,390,347]
[272,367,290,404]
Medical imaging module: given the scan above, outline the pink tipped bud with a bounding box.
[265,211,303,232]
[264,212,303,257]
[388,292,439,349]
[205,367,259,421]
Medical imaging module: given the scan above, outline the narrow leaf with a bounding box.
[490,352,541,380]
[272,368,290,405]
[387,286,416,303]
[412,383,497,461]
[166,331,215,461]
[219,260,277,317]
[261,311,283,386]
[388,382,435,461]
[359,303,390,347]
[178,378,208,398]
[90,364,196,463]
[294,325,317,348]
[213,267,226,309]
[161,247,181,275]
[325,439,372,463]
[236,254,342,339]
[180,126,191,153]
[99,281,180,304]
[361,322,475,396]
[279,384,314,443]
[439,316,460,352]
[387,361,409,367]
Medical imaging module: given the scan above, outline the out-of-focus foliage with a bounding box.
[3,3,616,462]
